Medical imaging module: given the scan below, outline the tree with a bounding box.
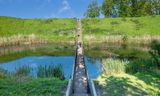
[102,0,114,17]
[119,0,132,17]
[84,0,100,18]
[101,0,160,17]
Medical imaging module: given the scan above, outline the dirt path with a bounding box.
[72,19,90,96]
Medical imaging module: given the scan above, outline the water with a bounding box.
[0,56,102,79]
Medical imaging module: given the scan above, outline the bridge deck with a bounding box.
[72,20,90,96]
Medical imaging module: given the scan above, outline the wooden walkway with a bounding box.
[72,19,90,96]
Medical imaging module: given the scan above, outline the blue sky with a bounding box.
[0,0,103,18]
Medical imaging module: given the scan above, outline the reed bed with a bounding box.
[84,35,160,46]
[15,65,31,77]
[37,65,64,80]
[0,68,7,78]
[102,59,129,75]
[0,34,48,47]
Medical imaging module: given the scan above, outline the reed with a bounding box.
[0,68,7,78]
[84,35,160,46]
[37,64,64,80]
[15,65,30,77]
[102,59,128,75]
[0,34,48,47]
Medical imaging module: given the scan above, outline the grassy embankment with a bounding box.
[82,16,160,46]
[0,16,76,95]
[95,42,160,96]
[0,64,66,96]
[0,16,77,46]
[96,58,160,96]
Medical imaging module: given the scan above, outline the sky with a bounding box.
[0,0,103,18]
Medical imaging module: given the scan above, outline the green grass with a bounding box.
[96,73,160,96]
[0,77,67,96]
[82,16,160,36]
[97,56,160,96]
[82,16,160,44]
[0,16,77,45]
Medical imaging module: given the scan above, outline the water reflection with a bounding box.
[0,56,102,79]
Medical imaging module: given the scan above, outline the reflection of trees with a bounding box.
[86,57,102,64]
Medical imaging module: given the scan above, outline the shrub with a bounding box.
[126,59,154,74]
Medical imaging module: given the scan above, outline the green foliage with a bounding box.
[101,0,160,17]
[97,73,160,96]
[149,40,160,68]
[37,65,64,80]
[126,59,154,74]
[102,59,127,75]
[15,65,30,77]
[0,77,67,96]
[0,68,7,78]
[84,0,100,18]
[102,0,113,17]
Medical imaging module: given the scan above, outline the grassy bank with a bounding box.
[0,16,77,46]
[96,73,160,96]
[82,16,160,45]
[95,41,160,96]
[96,59,160,96]
[0,63,66,96]
[0,77,67,96]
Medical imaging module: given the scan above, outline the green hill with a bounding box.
[82,16,160,44]
[0,16,77,46]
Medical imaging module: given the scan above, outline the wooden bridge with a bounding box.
[65,20,97,96]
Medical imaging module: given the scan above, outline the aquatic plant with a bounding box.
[15,65,30,77]
[102,59,128,75]
[0,68,7,78]
[37,64,64,80]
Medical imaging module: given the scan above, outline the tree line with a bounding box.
[85,0,160,18]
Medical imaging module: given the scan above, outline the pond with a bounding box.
[0,56,102,79]
[0,43,149,80]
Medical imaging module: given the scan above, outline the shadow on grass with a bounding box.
[134,72,160,89]
[103,76,147,96]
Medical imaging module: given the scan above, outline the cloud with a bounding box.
[58,0,71,13]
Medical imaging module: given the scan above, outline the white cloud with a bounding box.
[58,0,71,13]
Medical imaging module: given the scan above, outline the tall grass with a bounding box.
[0,34,48,47]
[102,59,128,75]
[0,68,7,78]
[84,35,160,46]
[37,65,64,80]
[0,64,65,80]
[15,65,30,77]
